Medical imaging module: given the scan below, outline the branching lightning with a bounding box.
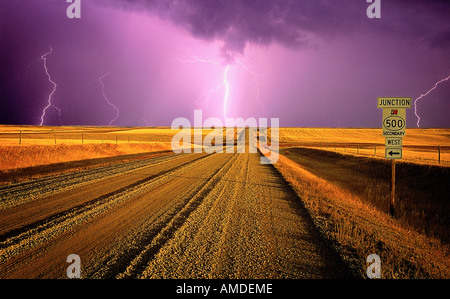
[178,56,221,66]
[194,83,226,106]
[99,70,120,126]
[223,65,231,118]
[97,53,127,126]
[414,75,450,127]
[39,46,61,126]
[236,60,266,114]
[178,57,224,107]
[178,56,264,119]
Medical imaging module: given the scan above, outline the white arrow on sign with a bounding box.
[385,147,402,159]
[388,150,400,156]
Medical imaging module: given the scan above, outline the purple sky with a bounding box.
[1,0,449,127]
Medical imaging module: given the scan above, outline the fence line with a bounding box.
[281,141,448,165]
[0,130,174,146]
[1,131,449,165]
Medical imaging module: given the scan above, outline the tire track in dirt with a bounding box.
[0,153,211,269]
[0,153,212,253]
[0,152,180,208]
[0,153,206,237]
[115,153,239,279]
[140,152,349,279]
[0,152,234,278]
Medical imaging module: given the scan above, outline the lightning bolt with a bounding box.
[39,46,61,126]
[99,70,120,126]
[177,56,231,117]
[235,60,267,115]
[97,54,127,126]
[223,65,231,118]
[8,57,41,92]
[178,57,223,106]
[177,56,220,65]
[191,80,226,108]
[177,56,265,119]
[414,74,450,127]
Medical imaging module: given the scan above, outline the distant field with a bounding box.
[279,127,450,146]
[278,127,450,166]
[0,126,448,171]
[0,125,176,145]
[0,126,179,171]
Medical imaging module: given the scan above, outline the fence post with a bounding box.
[374,145,376,157]
[116,135,118,144]
[82,134,84,144]
[54,132,57,145]
[19,130,22,145]
[438,145,441,164]
[357,144,359,155]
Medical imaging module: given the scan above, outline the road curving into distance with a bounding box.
[0,150,351,279]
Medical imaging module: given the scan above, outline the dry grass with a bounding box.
[281,147,450,243]
[0,125,237,171]
[278,127,450,166]
[0,125,184,171]
[0,143,171,172]
[0,125,177,146]
[271,153,450,278]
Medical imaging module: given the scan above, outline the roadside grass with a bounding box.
[271,152,450,279]
[0,143,171,172]
[280,147,450,244]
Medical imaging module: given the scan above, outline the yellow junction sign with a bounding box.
[377,97,412,109]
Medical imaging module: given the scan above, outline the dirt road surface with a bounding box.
[0,150,351,279]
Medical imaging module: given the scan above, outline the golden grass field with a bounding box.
[0,125,449,279]
[0,126,179,171]
[0,126,448,170]
[278,127,450,166]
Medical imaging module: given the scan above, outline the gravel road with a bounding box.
[0,150,349,278]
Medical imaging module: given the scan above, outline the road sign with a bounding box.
[385,147,402,159]
[378,97,411,217]
[385,137,402,147]
[382,108,406,136]
[377,97,411,108]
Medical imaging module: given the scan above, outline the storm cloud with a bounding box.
[102,0,450,61]
[1,0,449,127]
